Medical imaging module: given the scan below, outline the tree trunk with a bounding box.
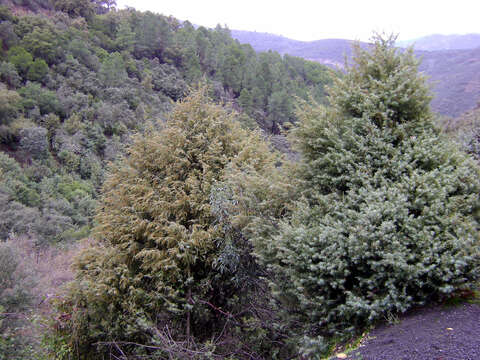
[186,286,191,347]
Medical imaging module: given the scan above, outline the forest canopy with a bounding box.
[0,2,333,247]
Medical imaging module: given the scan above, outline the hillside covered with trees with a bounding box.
[0,1,335,357]
[232,30,480,118]
[0,0,332,247]
[1,1,479,360]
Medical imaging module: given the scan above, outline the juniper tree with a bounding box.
[53,88,276,359]
[250,34,480,353]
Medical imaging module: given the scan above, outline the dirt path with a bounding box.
[342,303,480,360]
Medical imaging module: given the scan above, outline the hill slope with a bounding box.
[231,30,356,67]
[232,30,480,117]
[419,47,480,116]
[397,33,480,51]
[0,4,333,249]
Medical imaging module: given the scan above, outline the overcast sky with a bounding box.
[115,0,480,42]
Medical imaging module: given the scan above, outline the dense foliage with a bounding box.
[0,2,333,248]
[0,2,333,358]
[52,88,287,359]
[1,2,479,359]
[242,35,480,355]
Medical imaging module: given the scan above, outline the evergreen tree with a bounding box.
[53,87,275,359]
[26,58,48,82]
[114,19,135,52]
[98,52,126,87]
[0,87,21,125]
[7,46,33,77]
[251,34,480,354]
[52,0,95,19]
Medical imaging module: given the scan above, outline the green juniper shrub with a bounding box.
[21,24,64,65]
[19,82,61,116]
[248,34,480,355]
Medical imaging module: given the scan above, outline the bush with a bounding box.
[0,241,35,312]
[7,46,33,77]
[443,107,480,162]
[26,58,49,82]
[22,23,63,65]
[0,86,21,125]
[19,126,49,159]
[51,87,274,359]
[52,0,94,19]
[19,82,60,116]
[0,61,21,88]
[251,35,480,352]
[0,124,19,145]
[0,198,39,241]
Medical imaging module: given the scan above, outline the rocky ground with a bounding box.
[339,302,480,360]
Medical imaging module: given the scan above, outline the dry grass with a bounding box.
[1,236,91,355]
[10,237,89,306]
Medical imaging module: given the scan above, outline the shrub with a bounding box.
[0,241,35,312]
[0,197,38,241]
[22,23,63,65]
[98,52,127,87]
[443,107,480,162]
[19,126,49,159]
[0,124,19,145]
[0,86,21,126]
[0,6,16,22]
[7,46,33,77]
[0,61,21,88]
[52,0,95,19]
[52,88,274,359]
[251,35,480,352]
[26,58,49,82]
[57,149,79,172]
[19,82,60,116]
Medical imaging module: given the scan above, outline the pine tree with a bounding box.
[252,34,480,353]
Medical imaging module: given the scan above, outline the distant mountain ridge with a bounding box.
[231,30,357,67]
[397,34,480,51]
[232,30,480,117]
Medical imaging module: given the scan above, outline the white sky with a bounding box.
[115,0,480,42]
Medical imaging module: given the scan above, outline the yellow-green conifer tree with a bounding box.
[53,87,276,359]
